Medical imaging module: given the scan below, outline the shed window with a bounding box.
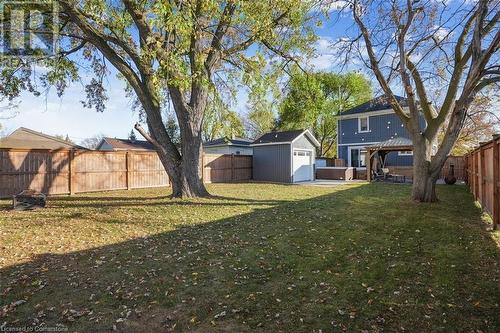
[294,150,311,156]
[358,117,369,133]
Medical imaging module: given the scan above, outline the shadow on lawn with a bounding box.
[0,184,498,332]
[44,195,291,209]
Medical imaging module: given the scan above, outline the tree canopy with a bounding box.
[279,70,372,157]
[202,97,245,141]
[0,0,316,197]
[334,0,499,201]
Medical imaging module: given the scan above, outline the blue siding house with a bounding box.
[337,95,425,167]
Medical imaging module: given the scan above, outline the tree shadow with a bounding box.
[0,148,71,199]
[0,184,498,332]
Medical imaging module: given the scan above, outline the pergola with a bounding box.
[365,137,413,181]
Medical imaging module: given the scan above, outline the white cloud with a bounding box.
[303,37,335,71]
[432,25,451,41]
[302,36,374,71]
[323,0,351,12]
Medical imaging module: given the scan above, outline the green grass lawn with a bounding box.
[0,183,499,332]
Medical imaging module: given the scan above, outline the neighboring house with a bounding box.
[337,95,426,168]
[203,137,253,155]
[0,127,85,150]
[252,129,320,183]
[96,137,155,151]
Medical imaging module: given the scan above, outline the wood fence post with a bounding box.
[69,150,75,195]
[463,155,466,184]
[480,146,486,204]
[474,151,479,199]
[493,138,499,230]
[126,151,131,190]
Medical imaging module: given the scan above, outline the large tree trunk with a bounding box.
[168,87,210,198]
[178,132,209,198]
[155,142,208,198]
[412,164,439,202]
[411,135,443,202]
[138,101,209,199]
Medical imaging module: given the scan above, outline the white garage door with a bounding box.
[293,150,312,182]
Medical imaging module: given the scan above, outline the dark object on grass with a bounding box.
[13,190,47,211]
[444,164,457,185]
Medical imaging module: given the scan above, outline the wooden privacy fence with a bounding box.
[440,156,466,180]
[316,158,346,167]
[202,153,252,183]
[465,135,500,230]
[0,149,252,198]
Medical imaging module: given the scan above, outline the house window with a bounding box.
[350,148,367,167]
[358,117,369,133]
[398,150,413,156]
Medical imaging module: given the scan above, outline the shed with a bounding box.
[251,129,320,183]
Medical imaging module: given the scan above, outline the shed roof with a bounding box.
[253,130,304,144]
[99,137,155,151]
[204,137,252,147]
[0,127,86,150]
[342,95,409,116]
[252,129,320,148]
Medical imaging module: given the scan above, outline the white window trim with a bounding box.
[398,150,413,156]
[358,116,370,133]
[347,145,368,168]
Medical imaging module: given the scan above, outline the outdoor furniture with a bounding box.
[372,169,384,180]
[382,167,390,179]
[365,138,413,181]
[13,189,46,211]
[392,174,406,183]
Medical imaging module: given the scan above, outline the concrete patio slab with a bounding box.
[296,179,367,186]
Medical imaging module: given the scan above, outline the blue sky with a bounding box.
[2,1,491,142]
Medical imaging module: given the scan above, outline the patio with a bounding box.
[366,138,414,182]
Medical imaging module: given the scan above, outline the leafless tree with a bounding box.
[334,0,499,201]
[80,134,106,150]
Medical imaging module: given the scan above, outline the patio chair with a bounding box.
[372,168,384,181]
[382,168,391,180]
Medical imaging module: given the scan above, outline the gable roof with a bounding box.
[0,127,86,150]
[203,137,252,147]
[252,129,320,147]
[342,95,409,116]
[98,137,155,151]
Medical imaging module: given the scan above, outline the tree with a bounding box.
[279,70,371,156]
[54,134,74,144]
[244,66,281,138]
[80,134,105,149]
[441,91,499,155]
[165,115,181,148]
[336,0,499,202]
[245,108,277,139]
[0,0,314,198]
[202,97,245,141]
[128,129,137,141]
[0,99,19,137]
